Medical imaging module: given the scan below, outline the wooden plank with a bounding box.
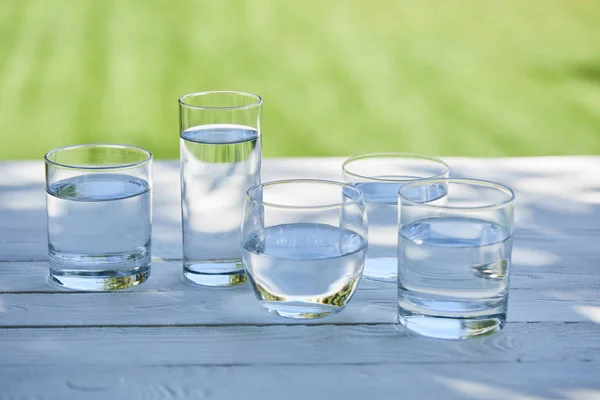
[2,259,599,294]
[1,157,600,261]
[2,363,599,400]
[0,288,597,327]
[1,158,599,399]
[1,323,598,367]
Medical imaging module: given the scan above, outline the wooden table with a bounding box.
[1,157,599,399]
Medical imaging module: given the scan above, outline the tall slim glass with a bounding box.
[45,144,152,290]
[242,179,368,318]
[342,153,449,282]
[179,91,262,286]
[398,178,515,339]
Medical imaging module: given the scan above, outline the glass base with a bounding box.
[362,257,396,282]
[260,301,344,319]
[49,265,151,291]
[398,312,505,339]
[183,261,247,287]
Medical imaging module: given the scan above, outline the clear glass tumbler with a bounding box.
[179,91,262,286]
[342,153,449,282]
[398,178,515,339]
[45,144,153,290]
[241,180,368,319]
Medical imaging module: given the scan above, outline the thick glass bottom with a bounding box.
[183,260,247,287]
[398,312,505,339]
[260,301,344,319]
[398,288,507,339]
[49,265,150,291]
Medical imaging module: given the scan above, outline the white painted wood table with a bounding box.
[1,157,599,399]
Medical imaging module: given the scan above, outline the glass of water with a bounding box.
[398,178,515,339]
[45,144,152,290]
[342,153,449,282]
[179,91,262,286]
[241,180,368,319]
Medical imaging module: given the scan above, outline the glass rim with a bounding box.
[44,143,153,170]
[342,152,449,182]
[246,179,364,210]
[398,177,515,211]
[178,90,263,111]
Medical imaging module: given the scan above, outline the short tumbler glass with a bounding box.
[179,91,262,286]
[241,180,368,319]
[342,153,449,282]
[398,178,515,339]
[45,144,152,290]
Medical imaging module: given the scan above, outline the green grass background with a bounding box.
[1,0,599,159]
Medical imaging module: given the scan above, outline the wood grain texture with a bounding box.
[0,287,598,327]
[1,261,598,327]
[1,323,599,367]
[1,158,599,400]
[2,257,599,293]
[2,363,599,400]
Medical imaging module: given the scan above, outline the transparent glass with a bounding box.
[179,91,262,286]
[398,178,515,339]
[342,153,449,282]
[45,144,153,290]
[242,179,368,319]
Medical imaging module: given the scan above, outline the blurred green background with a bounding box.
[1,0,599,159]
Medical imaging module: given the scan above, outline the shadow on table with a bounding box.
[1,160,599,326]
[0,182,47,261]
[450,162,600,325]
[1,162,599,398]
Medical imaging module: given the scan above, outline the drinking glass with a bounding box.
[398,178,515,339]
[179,91,262,286]
[45,144,152,290]
[241,179,368,319]
[342,153,449,282]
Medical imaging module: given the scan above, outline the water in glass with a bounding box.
[47,173,151,289]
[242,223,367,318]
[398,216,512,339]
[181,124,260,284]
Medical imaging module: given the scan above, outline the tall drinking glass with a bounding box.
[398,178,515,339]
[45,144,152,290]
[241,180,368,318]
[179,91,262,286]
[342,153,449,282]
